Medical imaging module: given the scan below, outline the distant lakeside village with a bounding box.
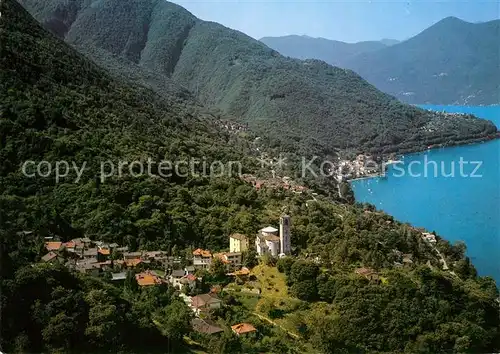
[216,119,398,183]
[38,212,442,337]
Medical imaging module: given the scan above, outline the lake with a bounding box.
[351,105,500,283]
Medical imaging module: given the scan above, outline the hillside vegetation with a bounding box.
[19,0,498,156]
[1,1,499,353]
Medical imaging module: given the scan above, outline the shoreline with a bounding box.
[348,133,499,183]
[349,174,383,182]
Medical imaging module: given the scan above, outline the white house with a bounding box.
[193,249,212,269]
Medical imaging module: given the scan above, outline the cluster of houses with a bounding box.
[42,237,183,277]
[215,119,249,134]
[409,227,438,244]
[391,249,414,268]
[179,290,257,336]
[42,236,258,336]
[181,214,293,272]
[189,232,250,271]
[421,231,437,243]
[40,216,294,337]
[336,154,381,181]
[42,214,293,277]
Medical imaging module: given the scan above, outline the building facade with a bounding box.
[255,226,280,257]
[229,233,249,253]
[193,249,212,269]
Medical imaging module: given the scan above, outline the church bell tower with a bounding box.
[279,214,291,255]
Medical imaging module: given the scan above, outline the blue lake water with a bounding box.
[351,105,500,283]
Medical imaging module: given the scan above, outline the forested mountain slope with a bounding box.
[1,0,268,254]
[19,0,498,156]
[261,18,500,105]
[259,35,388,66]
[345,17,500,105]
[0,1,235,352]
[1,1,499,353]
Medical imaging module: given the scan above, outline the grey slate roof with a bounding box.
[171,269,185,278]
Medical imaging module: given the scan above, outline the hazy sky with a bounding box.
[172,0,499,42]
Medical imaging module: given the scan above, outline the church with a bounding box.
[255,214,291,257]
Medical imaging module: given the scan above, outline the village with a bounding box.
[41,214,294,338]
[39,201,448,342]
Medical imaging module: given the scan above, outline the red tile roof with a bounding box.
[41,252,58,262]
[231,323,256,335]
[98,248,110,255]
[192,318,223,335]
[213,253,231,264]
[124,258,142,267]
[233,267,250,276]
[135,271,162,286]
[193,248,212,257]
[63,241,76,249]
[45,241,62,251]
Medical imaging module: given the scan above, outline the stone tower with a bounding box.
[279,214,291,255]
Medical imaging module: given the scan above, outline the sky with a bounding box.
[171,0,499,43]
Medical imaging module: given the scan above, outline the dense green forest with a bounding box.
[1,263,193,353]
[275,256,499,353]
[19,0,498,157]
[1,1,499,353]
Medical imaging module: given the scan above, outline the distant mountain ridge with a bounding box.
[18,0,498,156]
[380,38,401,46]
[345,17,500,105]
[261,17,500,105]
[259,35,392,67]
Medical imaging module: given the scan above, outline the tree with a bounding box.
[125,270,138,292]
[317,274,337,303]
[276,257,294,274]
[207,329,242,354]
[41,312,75,351]
[290,280,318,301]
[288,260,319,284]
[242,249,258,268]
[210,257,228,280]
[84,289,121,348]
[154,300,192,342]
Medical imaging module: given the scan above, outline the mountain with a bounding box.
[1,0,270,253]
[344,17,500,105]
[259,35,388,66]
[380,38,400,46]
[19,0,497,156]
[2,1,499,353]
[0,0,244,351]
